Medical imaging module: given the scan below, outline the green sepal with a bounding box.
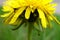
[12,20,24,30]
[34,18,43,32]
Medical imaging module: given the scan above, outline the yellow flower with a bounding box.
[1,0,60,28]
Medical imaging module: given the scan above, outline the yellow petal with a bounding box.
[1,11,13,17]
[46,3,57,7]
[4,0,20,8]
[46,7,55,14]
[3,5,13,12]
[42,0,53,5]
[25,7,31,19]
[1,13,10,17]
[49,14,60,24]
[9,7,26,24]
[4,12,15,24]
[37,9,47,28]
[49,16,53,20]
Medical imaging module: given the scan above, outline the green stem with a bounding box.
[28,22,33,40]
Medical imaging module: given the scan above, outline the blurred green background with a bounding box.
[0,7,60,40]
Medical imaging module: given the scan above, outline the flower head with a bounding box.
[1,0,60,29]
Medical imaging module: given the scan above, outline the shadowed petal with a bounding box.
[9,7,26,24]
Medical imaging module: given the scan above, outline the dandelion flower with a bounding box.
[1,0,60,29]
